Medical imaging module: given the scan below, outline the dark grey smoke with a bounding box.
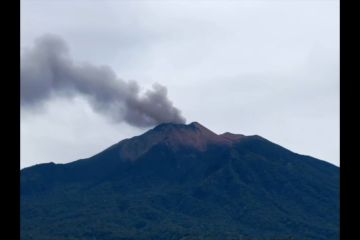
[21,34,186,127]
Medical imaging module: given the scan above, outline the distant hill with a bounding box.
[20,122,339,240]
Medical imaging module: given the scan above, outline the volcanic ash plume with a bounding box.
[21,34,186,127]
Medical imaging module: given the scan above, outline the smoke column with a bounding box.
[21,34,186,127]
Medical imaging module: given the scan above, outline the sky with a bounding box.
[20,0,339,168]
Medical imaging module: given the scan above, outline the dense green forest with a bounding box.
[21,123,339,240]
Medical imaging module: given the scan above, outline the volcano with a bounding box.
[20,122,339,240]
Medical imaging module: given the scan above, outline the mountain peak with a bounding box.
[220,132,246,141]
[152,122,217,137]
[188,121,218,134]
[188,121,203,128]
[115,122,232,161]
[152,121,222,149]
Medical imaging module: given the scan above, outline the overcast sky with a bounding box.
[20,0,339,168]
